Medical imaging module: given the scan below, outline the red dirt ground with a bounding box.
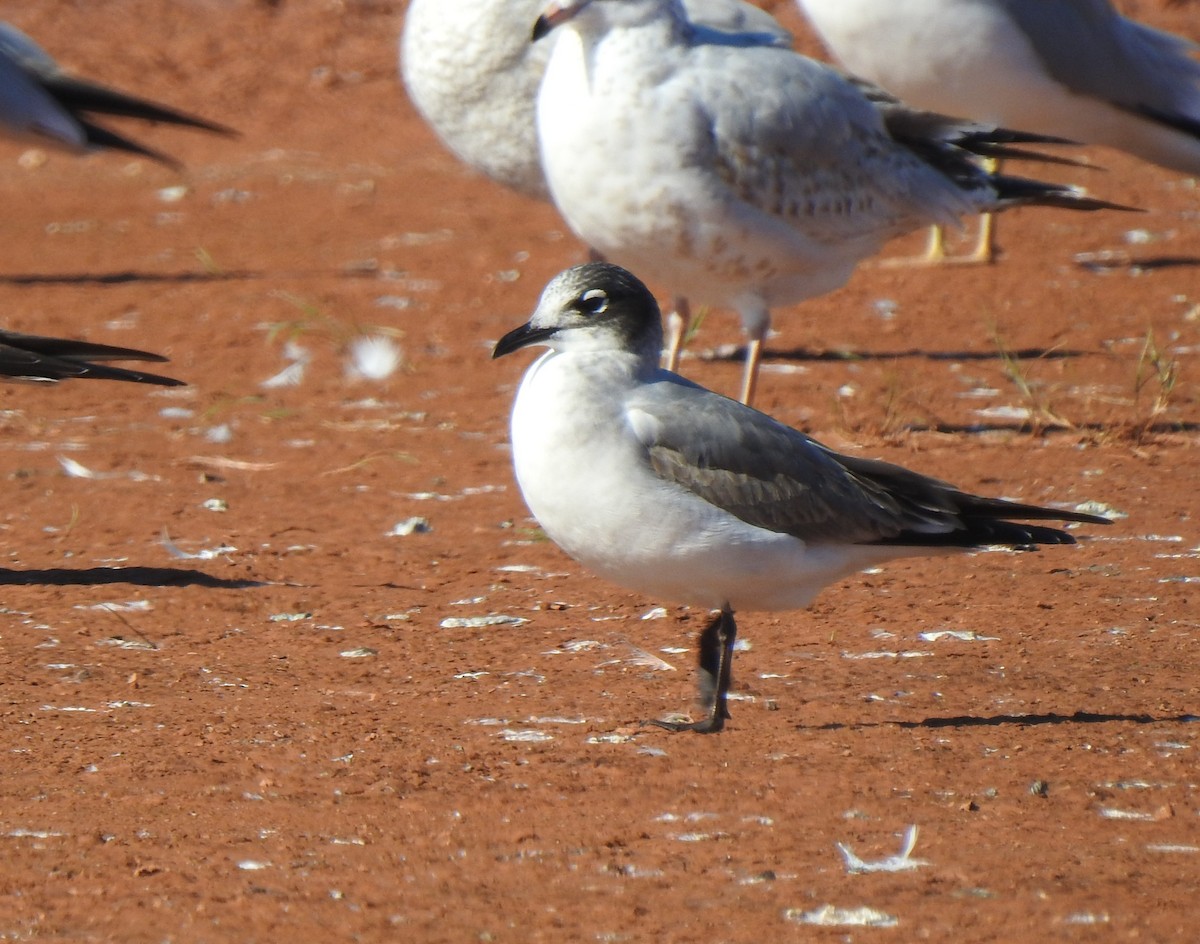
[0,1,1196,941]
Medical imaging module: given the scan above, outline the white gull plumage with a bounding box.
[494,263,1109,732]
[533,0,1123,404]
[795,0,1200,261]
[400,0,791,199]
[795,0,1200,176]
[402,0,791,379]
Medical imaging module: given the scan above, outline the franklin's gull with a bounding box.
[0,22,233,168]
[533,0,1126,404]
[493,263,1110,733]
[0,329,183,386]
[796,0,1200,261]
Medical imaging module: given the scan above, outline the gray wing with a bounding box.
[0,26,83,147]
[626,379,957,543]
[684,44,981,240]
[1001,0,1200,117]
[0,22,62,76]
[627,378,1107,546]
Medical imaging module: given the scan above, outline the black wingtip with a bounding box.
[992,175,1142,214]
[74,363,186,386]
[46,74,237,138]
[964,142,1096,170]
[77,118,185,171]
[872,517,1098,550]
[2,361,185,386]
[41,74,237,168]
[0,331,186,386]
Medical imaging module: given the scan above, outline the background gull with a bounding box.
[493,262,1110,733]
[0,328,183,386]
[401,0,791,365]
[0,21,233,168]
[795,0,1200,262]
[400,0,791,200]
[533,0,1126,405]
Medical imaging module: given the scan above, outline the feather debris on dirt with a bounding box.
[160,532,237,560]
[386,516,431,536]
[345,335,402,381]
[75,600,152,613]
[439,615,529,629]
[919,630,1000,642]
[57,456,156,481]
[786,905,899,928]
[838,825,928,874]
[261,342,310,389]
[188,456,278,472]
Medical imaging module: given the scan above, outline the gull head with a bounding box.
[532,0,672,41]
[493,262,664,359]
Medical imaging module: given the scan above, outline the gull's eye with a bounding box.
[577,288,609,316]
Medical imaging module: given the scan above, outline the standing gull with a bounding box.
[494,263,1109,733]
[0,329,183,386]
[533,0,1125,405]
[400,0,791,199]
[796,0,1200,261]
[0,22,233,168]
[401,0,791,364]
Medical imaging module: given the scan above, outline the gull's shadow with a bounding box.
[1076,254,1200,273]
[751,345,1092,364]
[0,268,381,286]
[900,420,1200,436]
[0,270,267,286]
[813,710,1200,731]
[0,566,265,588]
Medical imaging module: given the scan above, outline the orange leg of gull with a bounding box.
[916,211,997,266]
[667,296,761,407]
[663,296,691,373]
[881,156,1000,267]
[739,329,765,407]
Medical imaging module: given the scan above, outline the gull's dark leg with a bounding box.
[650,605,737,734]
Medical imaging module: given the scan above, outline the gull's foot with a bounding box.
[645,713,726,734]
[878,221,996,268]
[878,248,995,268]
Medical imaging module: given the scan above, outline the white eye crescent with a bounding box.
[579,288,609,315]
